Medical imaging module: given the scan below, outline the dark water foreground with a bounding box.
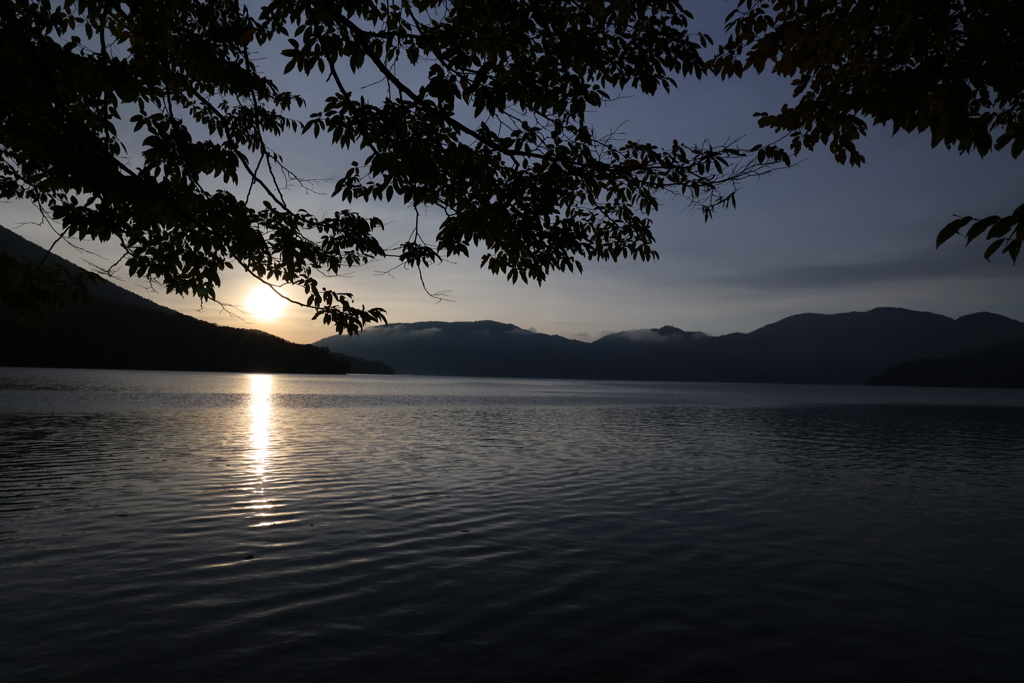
[1,369,1022,681]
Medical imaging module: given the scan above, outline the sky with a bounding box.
[6,2,1024,344]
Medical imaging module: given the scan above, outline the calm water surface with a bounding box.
[1,368,1023,681]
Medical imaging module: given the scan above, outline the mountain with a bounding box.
[869,337,1024,388]
[0,225,392,374]
[688,308,1024,385]
[319,320,595,379]
[316,309,1024,385]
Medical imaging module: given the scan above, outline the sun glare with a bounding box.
[244,285,287,321]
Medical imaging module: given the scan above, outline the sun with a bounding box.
[244,285,287,321]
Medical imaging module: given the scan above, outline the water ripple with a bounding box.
[1,370,1023,681]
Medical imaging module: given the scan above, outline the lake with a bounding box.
[1,367,1023,681]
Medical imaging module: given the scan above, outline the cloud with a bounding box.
[717,249,1014,291]
[618,329,670,342]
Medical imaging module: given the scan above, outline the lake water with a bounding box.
[2,367,1023,681]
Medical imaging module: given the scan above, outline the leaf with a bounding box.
[986,216,1016,240]
[984,240,1003,261]
[1010,240,1022,263]
[1013,136,1024,159]
[936,216,972,247]
[965,216,999,244]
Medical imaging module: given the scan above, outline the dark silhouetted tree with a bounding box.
[713,0,1024,261]
[0,0,788,333]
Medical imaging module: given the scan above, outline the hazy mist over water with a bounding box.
[2,369,1023,681]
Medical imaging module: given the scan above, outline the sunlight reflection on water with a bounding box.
[248,374,273,471]
[247,374,275,526]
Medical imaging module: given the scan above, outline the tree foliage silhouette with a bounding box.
[0,0,788,333]
[713,0,1024,262]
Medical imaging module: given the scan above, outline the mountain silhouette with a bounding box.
[869,336,1024,388]
[317,309,1024,386]
[7,225,1021,385]
[0,225,392,374]
[317,320,595,379]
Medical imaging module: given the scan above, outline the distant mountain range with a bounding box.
[0,226,393,375]
[317,310,1024,388]
[7,224,1023,387]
